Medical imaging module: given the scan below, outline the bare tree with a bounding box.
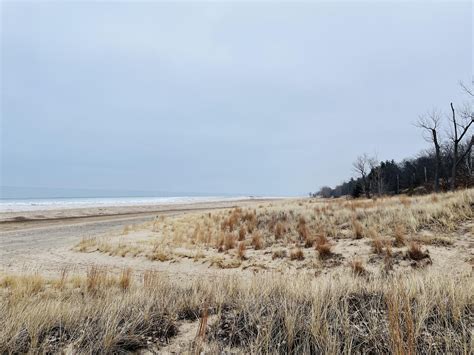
[353,154,372,198]
[448,102,473,190]
[460,80,474,97]
[367,154,382,195]
[416,110,442,192]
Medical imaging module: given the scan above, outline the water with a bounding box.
[0,195,255,212]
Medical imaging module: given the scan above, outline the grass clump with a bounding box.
[315,243,333,259]
[393,224,406,247]
[352,218,365,239]
[251,232,264,250]
[272,249,287,260]
[290,248,305,261]
[407,242,430,261]
[237,242,247,260]
[350,258,367,276]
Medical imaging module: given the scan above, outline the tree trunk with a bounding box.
[433,130,441,192]
[450,103,458,192]
[362,176,370,199]
[451,143,458,191]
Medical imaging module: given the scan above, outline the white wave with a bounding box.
[0,196,257,212]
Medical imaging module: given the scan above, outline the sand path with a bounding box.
[0,199,273,275]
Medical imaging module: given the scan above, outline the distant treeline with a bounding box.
[313,81,473,198]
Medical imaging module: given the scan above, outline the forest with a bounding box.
[314,82,473,198]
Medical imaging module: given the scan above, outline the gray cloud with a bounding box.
[1,1,471,195]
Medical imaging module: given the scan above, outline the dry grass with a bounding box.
[74,189,473,272]
[0,270,471,354]
[393,224,406,247]
[237,242,246,260]
[352,218,365,239]
[315,243,333,259]
[372,238,384,254]
[399,195,412,208]
[119,268,132,290]
[224,233,236,250]
[251,231,264,250]
[272,249,287,259]
[238,227,246,241]
[407,242,430,261]
[274,222,285,239]
[350,258,367,276]
[290,247,305,261]
[149,244,173,262]
[6,189,472,353]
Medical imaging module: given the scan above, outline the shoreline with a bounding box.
[0,197,282,225]
[0,198,281,274]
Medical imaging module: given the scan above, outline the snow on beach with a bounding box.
[0,196,257,213]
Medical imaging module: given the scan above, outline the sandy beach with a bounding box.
[1,190,473,353]
[0,198,278,274]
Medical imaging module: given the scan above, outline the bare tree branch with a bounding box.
[416,110,442,192]
[449,102,473,190]
[460,80,474,97]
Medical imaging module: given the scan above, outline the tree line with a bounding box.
[313,82,473,198]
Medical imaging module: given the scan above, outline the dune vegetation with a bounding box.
[1,189,473,353]
[74,189,473,274]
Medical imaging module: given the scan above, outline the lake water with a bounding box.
[0,195,255,212]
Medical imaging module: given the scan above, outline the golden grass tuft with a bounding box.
[407,242,429,261]
[272,249,287,259]
[290,247,305,261]
[86,266,107,294]
[119,268,132,290]
[399,195,411,207]
[304,235,315,248]
[393,224,406,247]
[224,233,236,250]
[149,244,173,262]
[274,222,285,239]
[237,242,247,260]
[372,238,384,254]
[315,243,333,259]
[297,216,309,241]
[316,232,328,245]
[76,237,97,252]
[251,231,264,250]
[238,227,246,241]
[350,258,366,276]
[351,218,365,239]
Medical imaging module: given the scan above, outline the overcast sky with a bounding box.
[1,1,472,196]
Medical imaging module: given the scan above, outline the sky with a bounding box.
[1,1,472,196]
